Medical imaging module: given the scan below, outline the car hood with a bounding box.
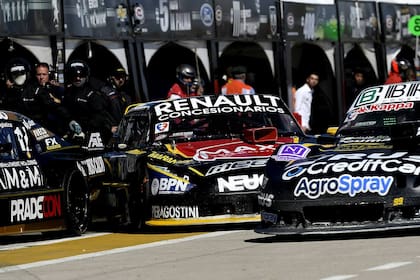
[170,138,296,162]
[270,147,420,200]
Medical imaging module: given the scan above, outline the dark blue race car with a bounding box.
[0,111,106,236]
[256,81,420,235]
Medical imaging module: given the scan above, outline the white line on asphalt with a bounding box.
[0,230,242,274]
[366,262,412,271]
[319,275,358,280]
[0,232,111,251]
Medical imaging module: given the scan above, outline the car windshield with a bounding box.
[154,111,301,142]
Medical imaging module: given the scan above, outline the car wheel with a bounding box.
[127,163,150,231]
[64,169,90,235]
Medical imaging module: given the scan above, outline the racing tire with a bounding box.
[127,163,150,231]
[63,169,90,235]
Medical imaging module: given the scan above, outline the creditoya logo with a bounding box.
[294,174,393,199]
[281,152,420,180]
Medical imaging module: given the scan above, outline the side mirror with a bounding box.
[117,143,128,150]
[326,126,338,135]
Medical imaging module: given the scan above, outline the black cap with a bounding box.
[113,67,127,77]
[231,66,247,75]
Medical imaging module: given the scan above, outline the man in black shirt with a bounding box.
[63,60,117,145]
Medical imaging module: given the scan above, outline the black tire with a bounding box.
[64,169,90,235]
[127,163,150,231]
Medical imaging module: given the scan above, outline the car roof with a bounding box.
[125,94,288,116]
[0,110,75,151]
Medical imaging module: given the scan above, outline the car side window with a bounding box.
[121,113,150,147]
[0,125,22,160]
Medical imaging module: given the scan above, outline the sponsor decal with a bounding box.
[75,0,107,28]
[0,159,37,168]
[86,132,104,150]
[275,144,310,161]
[155,122,169,134]
[0,122,12,128]
[215,5,222,25]
[148,151,177,164]
[32,127,49,141]
[393,197,404,206]
[133,4,145,24]
[353,101,413,115]
[258,192,274,207]
[45,137,61,150]
[154,95,284,121]
[150,176,192,195]
[282,152,420,180]
[294,174,393,199]
[77,156,105,176]
[0,163,44,191]
[340,136,390,143]
[194,142,275,161]
[205,159,267,176]
[200,3,214,27]
[217,174,263,192]
[0,112,8,120]
[151,205,199,219]
[286,12,294,29]
[353,83,420,108]
[261,211,277,224]
[14,126,31,153]
[2,1,29,22]
[21,119,36,130]
[10,194,62,223]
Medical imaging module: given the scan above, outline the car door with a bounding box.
[105,109,151,181]
[0,121,49,227]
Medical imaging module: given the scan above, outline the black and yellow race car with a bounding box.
[256,81,420,235]
[0,111,106,236]
[96,94,310,229]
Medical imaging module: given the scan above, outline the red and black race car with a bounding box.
[96,94,310,229]
[0,111,106,236]
[256,81,420,235]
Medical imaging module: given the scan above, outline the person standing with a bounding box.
[221,66,255,95]
[0,58,32,113]
[345,67,368,109]
[101,67,132,124]
[293,72,319,134]
[32,62,79,136]
[385,58,411,84]
[63,60,117,144]
[167,64,197,99]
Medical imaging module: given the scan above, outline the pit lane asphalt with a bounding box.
[3,227,420,279]
[0,230,203,267]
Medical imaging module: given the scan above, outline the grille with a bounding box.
[303,204,384,224]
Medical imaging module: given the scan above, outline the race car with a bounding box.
[96,94,309,228]
[0,111,106,236]
[256,81,420,235]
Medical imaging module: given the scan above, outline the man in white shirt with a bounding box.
[294,72,319,133]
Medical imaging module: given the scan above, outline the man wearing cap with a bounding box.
[63,60,117,144]
[221,66,255,95]
[101,67,132,124]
